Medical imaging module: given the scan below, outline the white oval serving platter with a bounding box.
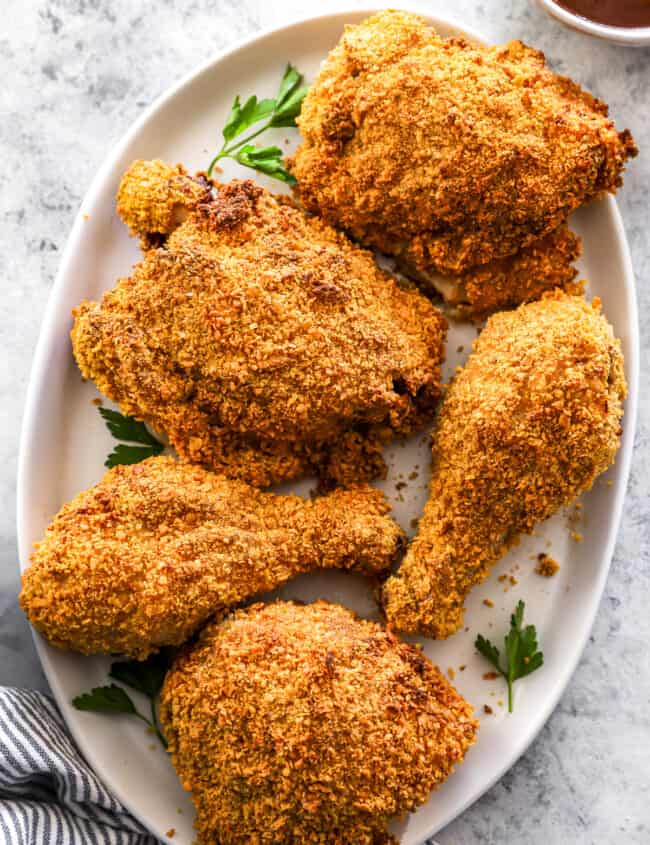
[17,7,639,844]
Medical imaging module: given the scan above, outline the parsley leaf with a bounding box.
[109,654,169,747]
[73,653,171,748]
[208,63,308,183]
[236,144,296,184]
[475,634,501,671]
[223,95,276,141]
[270,85,310,127]
[98,407,163,468]
[104,444,159,468]
[275,64,302,109]
[73,684,137,716]
[109,653,168,700]
[475,600,544,713]
[99,407,162,447]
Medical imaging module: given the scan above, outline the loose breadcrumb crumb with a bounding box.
[536,553,560,577]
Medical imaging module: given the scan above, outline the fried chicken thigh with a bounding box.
[290,11,636,316]
[160,601,477,845]
[402,224,583,321]
[383,291,626,638]
[20,457,404,659]
[72,160,446,487]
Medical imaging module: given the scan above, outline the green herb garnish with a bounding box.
[475,600,544,713]
[99,407,163,468]
[73,653,170,747]
[207,63,308,184]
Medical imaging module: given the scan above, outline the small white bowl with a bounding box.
[538,0,650,45]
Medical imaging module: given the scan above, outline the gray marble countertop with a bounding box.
[1,1,648,842]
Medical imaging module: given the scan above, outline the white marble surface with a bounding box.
[1,1,648,842]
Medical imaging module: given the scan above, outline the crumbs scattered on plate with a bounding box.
[536,553,560,577]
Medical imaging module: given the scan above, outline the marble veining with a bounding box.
[0,1,648,843]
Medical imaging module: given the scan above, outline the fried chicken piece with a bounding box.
[290,11,636,287]
[160,601,478,845]
[72,160,446,488]
[20,457,404,659]
[383,291,626,638]
[399,224,583,321]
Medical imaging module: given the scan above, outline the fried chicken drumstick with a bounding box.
[20,457,404,659]
[383,291,626,638]
[290,11,636,317]
[160,601,478,845]
[72,160,446,488]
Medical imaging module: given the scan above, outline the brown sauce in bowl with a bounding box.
[557,0,650,28]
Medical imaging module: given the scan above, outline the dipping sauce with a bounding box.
[557,0,650,28]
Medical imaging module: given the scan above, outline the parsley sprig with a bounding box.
[475,600,544,713]
[73,653,169,747]
[207,64,308,184]
[99,407,163,468]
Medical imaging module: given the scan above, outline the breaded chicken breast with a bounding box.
[72,160,446,488]
[20,457,404,659]
[383,291,626,638]
[290,11,636,312]
[160,601,478,845]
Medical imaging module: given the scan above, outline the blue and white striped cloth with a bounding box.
[0,687,157,845]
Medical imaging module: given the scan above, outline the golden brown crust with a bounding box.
[290,11,636,277]
[20,457,404,658]
[401,225,583,320]
[383,291,626,638]
[73,161,447,488]
[116,159,211,238]
[160,601,478,844]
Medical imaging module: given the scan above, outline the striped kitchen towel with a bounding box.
[0,687,157,845]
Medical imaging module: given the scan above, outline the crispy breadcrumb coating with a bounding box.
[20,457,404,659]
[116,159,211,239]
[290,11,636,279]
[383,291,626,638]
[72,160,446,488]
[160,601,478,845]
[400,225,583,321]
